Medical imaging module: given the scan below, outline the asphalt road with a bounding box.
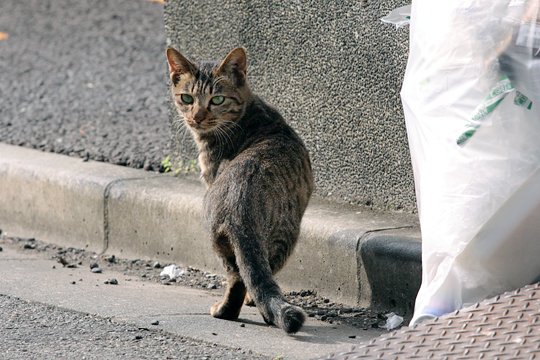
[0,0,171,171]
[1,295,266,360]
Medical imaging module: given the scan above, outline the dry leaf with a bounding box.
[0,32,8,41]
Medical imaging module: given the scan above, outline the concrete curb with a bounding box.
[0,143,422,309]
[360,232,422,317]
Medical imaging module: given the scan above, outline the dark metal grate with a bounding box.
[318,283,540,360]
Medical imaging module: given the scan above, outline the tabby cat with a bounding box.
[166,47,314,334]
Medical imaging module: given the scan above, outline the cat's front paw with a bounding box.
[210,300,242,320]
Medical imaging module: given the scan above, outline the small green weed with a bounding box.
[162,156,199,175]
[161,156,173,173]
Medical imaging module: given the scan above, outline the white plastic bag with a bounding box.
[381,5,412,28]
[401,0,540,325]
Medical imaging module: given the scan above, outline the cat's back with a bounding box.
[226,98,312,187]
[206,99,313,221]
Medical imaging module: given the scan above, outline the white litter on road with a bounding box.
[159,264,184,280]
[382,312,404,330]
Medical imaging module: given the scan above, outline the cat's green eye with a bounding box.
[180,94,194,105]
[210,96,225,105]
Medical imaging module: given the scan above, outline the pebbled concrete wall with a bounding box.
[164,0,415,212]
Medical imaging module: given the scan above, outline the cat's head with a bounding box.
[166,47,251,134]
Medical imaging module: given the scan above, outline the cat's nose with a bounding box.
[193,109,207,124]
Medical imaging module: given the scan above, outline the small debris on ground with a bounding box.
[20,238,36,250]
[160,264,184,280]
[151,320,160,326]
[104,278,118,285]
[91,267,103,274]
[56,256,79,268]
[381,312,404,330]
[0,236,399,330]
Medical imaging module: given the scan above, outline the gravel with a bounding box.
[0,294,266,359]
[1,235,396,331]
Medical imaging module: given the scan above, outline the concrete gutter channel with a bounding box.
[0,143,422,317]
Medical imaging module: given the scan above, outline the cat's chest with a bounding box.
[198,151,213,185]
[198,150,230,186]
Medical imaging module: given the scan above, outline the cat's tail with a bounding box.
[266,297,306,334]
[228,225,306,334]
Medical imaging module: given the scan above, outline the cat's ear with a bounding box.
[166,47,196,85]
[216,47,247,86]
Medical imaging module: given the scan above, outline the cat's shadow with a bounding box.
[236,318,354,345]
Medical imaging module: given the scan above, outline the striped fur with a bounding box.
[167,47,314,334]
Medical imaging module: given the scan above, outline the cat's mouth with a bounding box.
[188,118,218,133]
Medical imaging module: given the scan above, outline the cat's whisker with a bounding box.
[216,126,233,145]
[173,123,184,137]
[215,123,235,150]
[213,126,226,160]
[218,126,234,159]
[218,120,243,141]
[173,121,189,144]
[180,126,189,149]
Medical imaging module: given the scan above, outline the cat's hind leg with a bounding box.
[244,293,255,307]
[210,237,247,320]
[210,271,246,320]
